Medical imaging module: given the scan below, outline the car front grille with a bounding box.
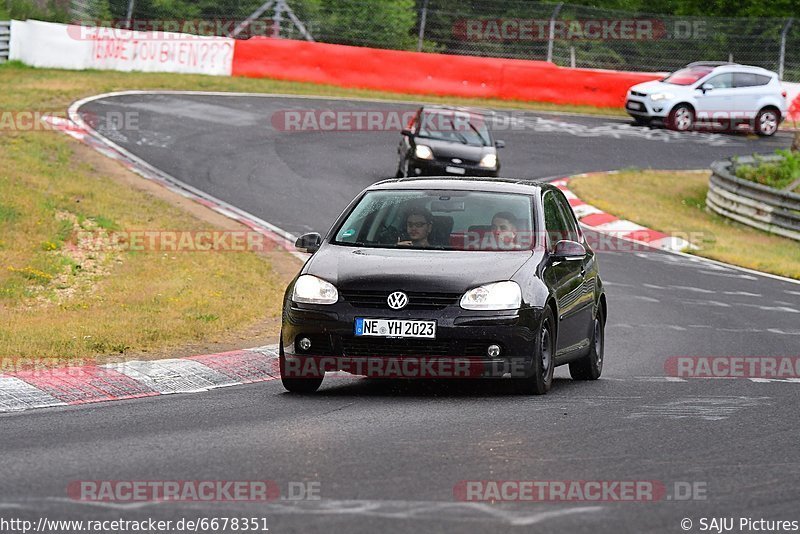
[340,290,461,310]
[341,337,494,358]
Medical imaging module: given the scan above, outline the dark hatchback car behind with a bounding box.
[396,106,504,178]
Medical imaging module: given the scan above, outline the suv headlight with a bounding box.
[650,92,675,101]
[479,153,497,168]
[460,281,521,310]
[414,145,434,160]
[292,275,338,305]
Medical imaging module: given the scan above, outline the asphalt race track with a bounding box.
[2,93,799,533]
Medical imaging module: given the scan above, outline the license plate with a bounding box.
[626,101,642,110]
[445,165,466,175]
[355,318,436,338]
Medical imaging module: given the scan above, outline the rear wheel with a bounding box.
[755,108,779,136]
[666,104,694,132]
[569,308,604,381]
[279,337,323,393]
[516,307,555,395]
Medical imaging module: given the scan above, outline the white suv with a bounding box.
[625,62,788,136]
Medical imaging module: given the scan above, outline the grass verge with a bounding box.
[570,170,800,280]
[0,64,309,362]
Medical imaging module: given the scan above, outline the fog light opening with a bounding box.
[298,337,312,351]
[414,167,422,175]
[487,344,501,358]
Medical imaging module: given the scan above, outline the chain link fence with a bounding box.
[57,0,800,82]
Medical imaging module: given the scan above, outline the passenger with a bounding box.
[399,207,434,247]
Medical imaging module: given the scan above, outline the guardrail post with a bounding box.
[779,18,793,80]
[417,0,429,52]
[546,3,563,64]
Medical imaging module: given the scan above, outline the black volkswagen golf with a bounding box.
[281,177,606,395]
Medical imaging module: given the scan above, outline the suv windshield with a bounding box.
[417,111,491,146]
[662,66,714,85]
[333,189,534,251]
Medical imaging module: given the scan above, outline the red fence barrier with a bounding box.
[232,38,660,108]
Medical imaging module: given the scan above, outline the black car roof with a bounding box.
[368,176,559,195]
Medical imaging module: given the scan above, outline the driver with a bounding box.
[399,207,434,247]
[491,211,519,249]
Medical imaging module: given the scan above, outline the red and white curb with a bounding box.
[551,173,695,252]
[0,346,280,413]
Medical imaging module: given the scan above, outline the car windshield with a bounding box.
[333,189,535,251]
[662,66,714,85]
[416,111,492,146]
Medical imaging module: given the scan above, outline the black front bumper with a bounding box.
[409,157,499,178]
[281,303,540,379]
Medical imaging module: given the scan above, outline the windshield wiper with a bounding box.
[446,118,469,145]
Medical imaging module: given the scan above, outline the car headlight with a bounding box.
[479,153,497,168]
[650,92,675,101]
[414,144,434,160]
[460,281,521,310]
[292,275,338,305]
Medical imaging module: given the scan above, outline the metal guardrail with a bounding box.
[707,155,800,242]
[0,21,9,63]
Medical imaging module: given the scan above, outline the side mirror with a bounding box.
[552,240,586,260]
[401,128,413,136]
[295,232,322,253]
[699,83,714,93]
[494,140,506,149]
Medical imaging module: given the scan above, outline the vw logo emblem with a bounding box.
[387,291,408,310]
[451,158,462,164]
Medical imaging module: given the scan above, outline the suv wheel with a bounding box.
[755,108,779,137]
[667,104,694,132]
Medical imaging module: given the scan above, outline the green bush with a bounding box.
[735,150,800,190]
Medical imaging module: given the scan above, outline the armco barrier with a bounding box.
[232,38,660,108]
[707,156,800,242]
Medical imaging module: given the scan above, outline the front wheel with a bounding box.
[569,308,604,381]
[279,343,323,393]
[515,307,555,395]
[754,108,779,136]
[666,104,694,132]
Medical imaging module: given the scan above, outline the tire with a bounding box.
[666,104,694,132]
[515,307,555,395]
[569,307,604,381]
[279,341,323,393]
[754,108,779,137]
